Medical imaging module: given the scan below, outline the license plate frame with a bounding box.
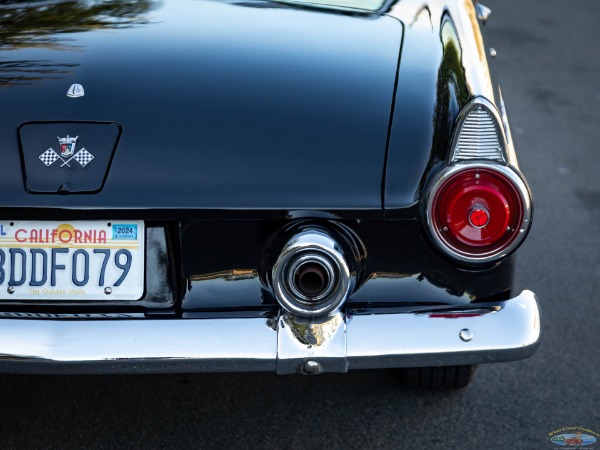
[0,220,145,301]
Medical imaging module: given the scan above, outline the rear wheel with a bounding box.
[401,365,477,389]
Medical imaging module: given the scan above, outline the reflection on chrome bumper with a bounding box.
[0,290,541,374]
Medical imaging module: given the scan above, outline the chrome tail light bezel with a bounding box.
[424,161,532,265]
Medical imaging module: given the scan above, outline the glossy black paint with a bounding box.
[384,0,496,211]
[180,218,515,311]
[0,1,501,213]
[0,0,517,312]
[0,0,401,211]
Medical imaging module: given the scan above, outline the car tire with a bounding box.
[401,365,477,389]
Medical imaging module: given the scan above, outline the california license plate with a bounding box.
[0,221,144,301]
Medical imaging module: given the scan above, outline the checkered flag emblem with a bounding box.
[39,148,60,166]
[38,137,94,169]
[73,149,94,167]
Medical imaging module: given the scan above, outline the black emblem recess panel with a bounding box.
[18,121,121,194]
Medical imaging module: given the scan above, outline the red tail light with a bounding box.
[426,163,532,264]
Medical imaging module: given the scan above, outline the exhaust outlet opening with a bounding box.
[287,254,336,301]
[295,262,329,297]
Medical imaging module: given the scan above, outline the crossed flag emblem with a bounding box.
[39,135,94,168]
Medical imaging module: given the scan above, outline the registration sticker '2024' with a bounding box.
[113,224,138,240]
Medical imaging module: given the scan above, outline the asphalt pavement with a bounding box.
[0,0,598,448]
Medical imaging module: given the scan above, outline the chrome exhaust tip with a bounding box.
[272,229,352,318]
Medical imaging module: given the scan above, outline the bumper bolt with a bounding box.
[303,360,322,375]
[104,287,112,295]
[459,328,473,342]
[7,285,14,294]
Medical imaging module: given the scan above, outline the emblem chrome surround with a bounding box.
[38,135,94,168]
[58,135,76,158]
[66,84,85,98]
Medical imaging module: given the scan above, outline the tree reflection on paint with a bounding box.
[428,14,469,168]
[0,59,79,87]
[0,0,158,86]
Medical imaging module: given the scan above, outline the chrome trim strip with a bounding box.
[497,86,519,167]
[424,161,533,264]
[0,291,540,374]
[450,96,507,164]
[0,312,146,320]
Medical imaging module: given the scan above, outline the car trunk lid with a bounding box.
[0,0,403,212]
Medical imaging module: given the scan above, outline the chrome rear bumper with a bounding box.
[0,290,540,374]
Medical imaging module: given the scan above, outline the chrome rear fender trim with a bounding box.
[347,290,541,369]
